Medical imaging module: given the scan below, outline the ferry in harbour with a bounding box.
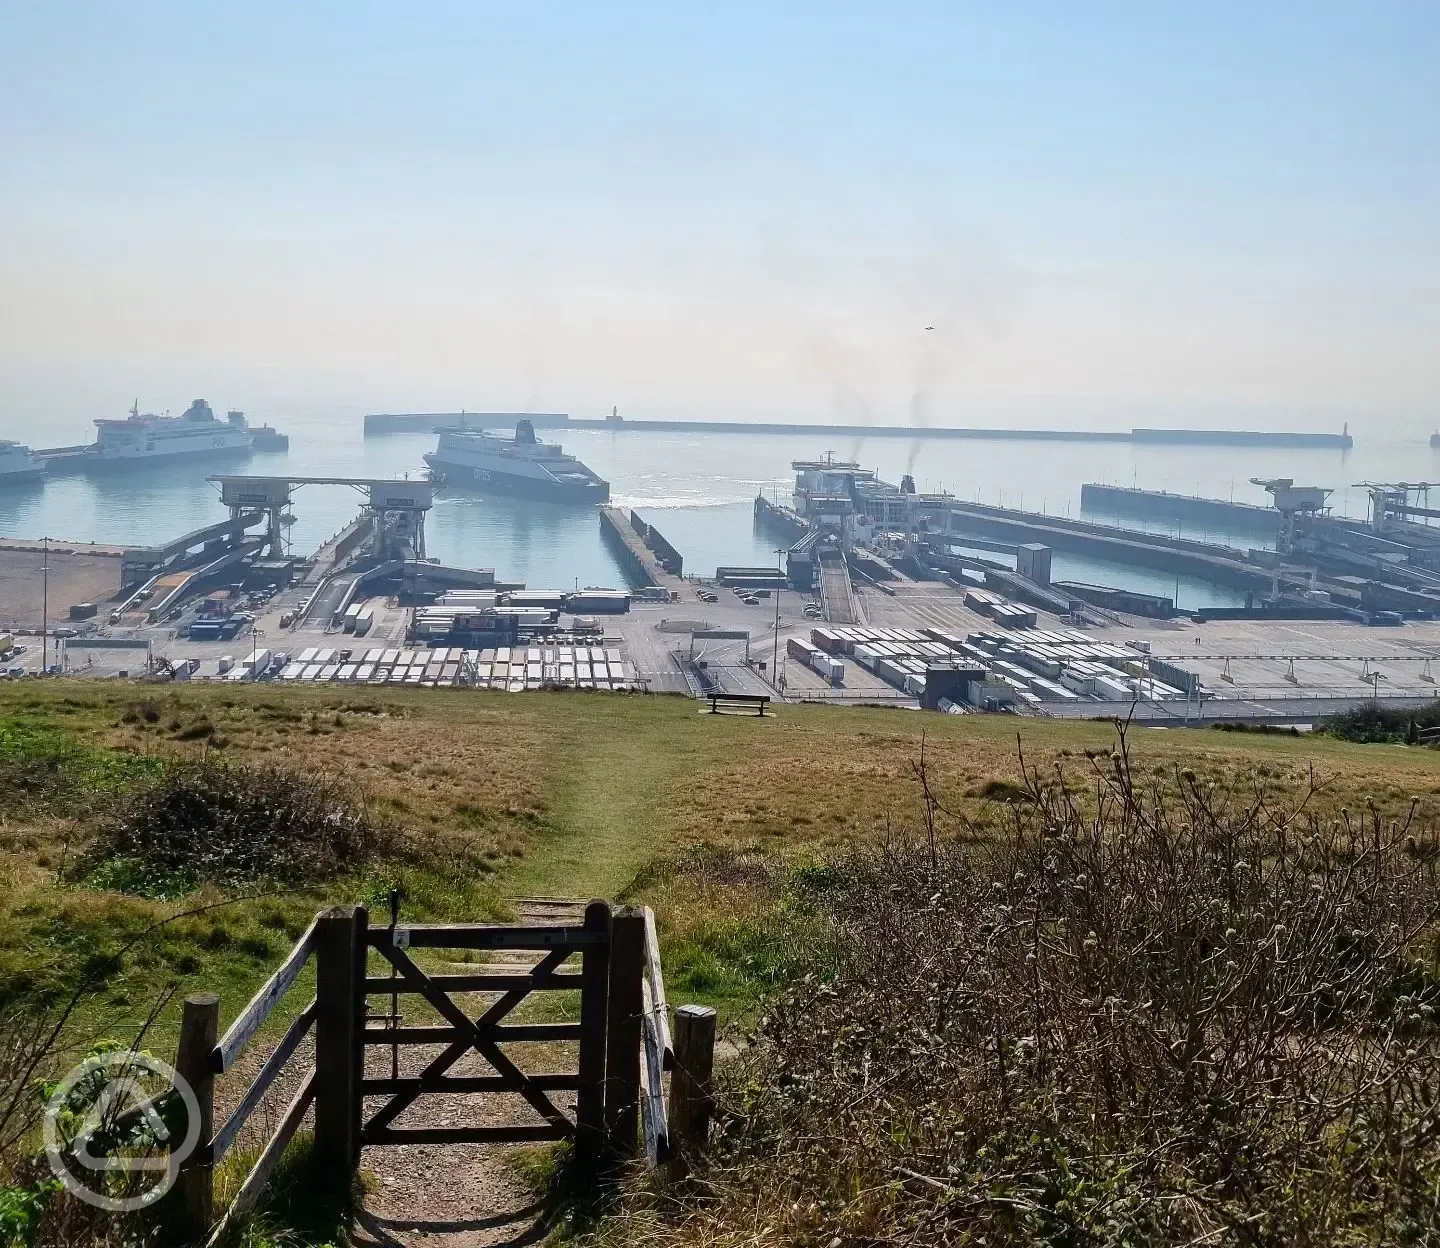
[38,400,289,472]
[424,419,610,504]
[0,440,44,486]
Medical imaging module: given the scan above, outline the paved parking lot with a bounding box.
[16,562,1440,723]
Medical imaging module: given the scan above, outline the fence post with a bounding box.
[173,992,219,1237]
[314,906,360,1183]
[575,900,611,1166]
[667,1004,717,1179]
[350,904,368,1164]
[604,906,646,1159]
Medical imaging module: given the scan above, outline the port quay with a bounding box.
[9,409,1440,728]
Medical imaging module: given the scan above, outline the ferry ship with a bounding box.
[424,419,610,504]
[39,400,287,472]
[0,440,43,486]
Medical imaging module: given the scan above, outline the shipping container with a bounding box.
[339,664,359,682]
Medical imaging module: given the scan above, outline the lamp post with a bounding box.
[41,536,49,674]
[772,546,787,694]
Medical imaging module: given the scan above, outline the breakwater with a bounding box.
[945,502,1275,592]
[1081,484,1281,533]
[366,411,1354,448]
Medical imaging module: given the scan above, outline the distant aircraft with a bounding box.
[924,326,935,331]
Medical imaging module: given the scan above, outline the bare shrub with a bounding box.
[620,730,1440,1246]
[84,754,395,890]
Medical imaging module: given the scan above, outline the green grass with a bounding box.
[5,679,1440,1047]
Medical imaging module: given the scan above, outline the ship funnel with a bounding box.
[515,419,537,445]
[900,473,916,494]
[182,399,214,422]
[227,409,245,426]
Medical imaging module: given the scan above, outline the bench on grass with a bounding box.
[706,692,770,716]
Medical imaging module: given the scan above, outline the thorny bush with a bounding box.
[82,753,395,891]
[619,730,1440,1247]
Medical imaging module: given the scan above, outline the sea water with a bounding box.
[1,411,1436,609]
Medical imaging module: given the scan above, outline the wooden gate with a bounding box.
[359,900,612,1156]
[148,900,711,1244]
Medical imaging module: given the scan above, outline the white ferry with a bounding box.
[424,419,610,504]
[0,440,43,486]
[41,400,286,472]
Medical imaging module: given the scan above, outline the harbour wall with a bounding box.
[366,411,1353,448]
[630,512,684,577]
[1081,484,1281,533]
[599,507,663,589]
[946,503,1275,592]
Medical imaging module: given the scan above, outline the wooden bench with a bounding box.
[706,692,770,717]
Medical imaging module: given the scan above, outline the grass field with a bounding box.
[4,679,1440,1045]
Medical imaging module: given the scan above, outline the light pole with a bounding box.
[772,546,787,694]
[251,626,264,679]
[41,536,49,674]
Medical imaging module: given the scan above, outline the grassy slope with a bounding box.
[4,680,1440,1047]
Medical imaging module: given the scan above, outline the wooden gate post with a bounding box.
[173,992,219,1237]
[604,907,646,1158]
[349,903,367,1164]
[667,1004,717,1179]
[574,900,611,1166]
[314,906,361,1182]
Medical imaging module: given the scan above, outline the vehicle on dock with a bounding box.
[423,419,610,504]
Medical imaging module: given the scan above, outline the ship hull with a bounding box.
[39,442,255,475]
[424,453,610,504]
[0,468,44,487]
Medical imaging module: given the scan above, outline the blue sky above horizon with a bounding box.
[1,2,1437,440]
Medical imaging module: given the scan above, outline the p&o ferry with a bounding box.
[39,400,289,473]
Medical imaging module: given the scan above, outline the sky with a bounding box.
[1,2,1438,441]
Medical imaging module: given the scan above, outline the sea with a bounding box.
[3,410,1438,612]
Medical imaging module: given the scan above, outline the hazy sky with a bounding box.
[2,2,1437,438]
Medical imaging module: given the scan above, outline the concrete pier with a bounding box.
[599,508,686,595]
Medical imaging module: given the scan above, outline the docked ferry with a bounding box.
[40,400,287,472]
[424,419,610,504]
[0,440,43,486]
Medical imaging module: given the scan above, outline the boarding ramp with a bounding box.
[122,514,266,585]
[818,547,859,625]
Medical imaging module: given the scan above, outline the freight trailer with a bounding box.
[807,651,845,685]
[788,636,821,663]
